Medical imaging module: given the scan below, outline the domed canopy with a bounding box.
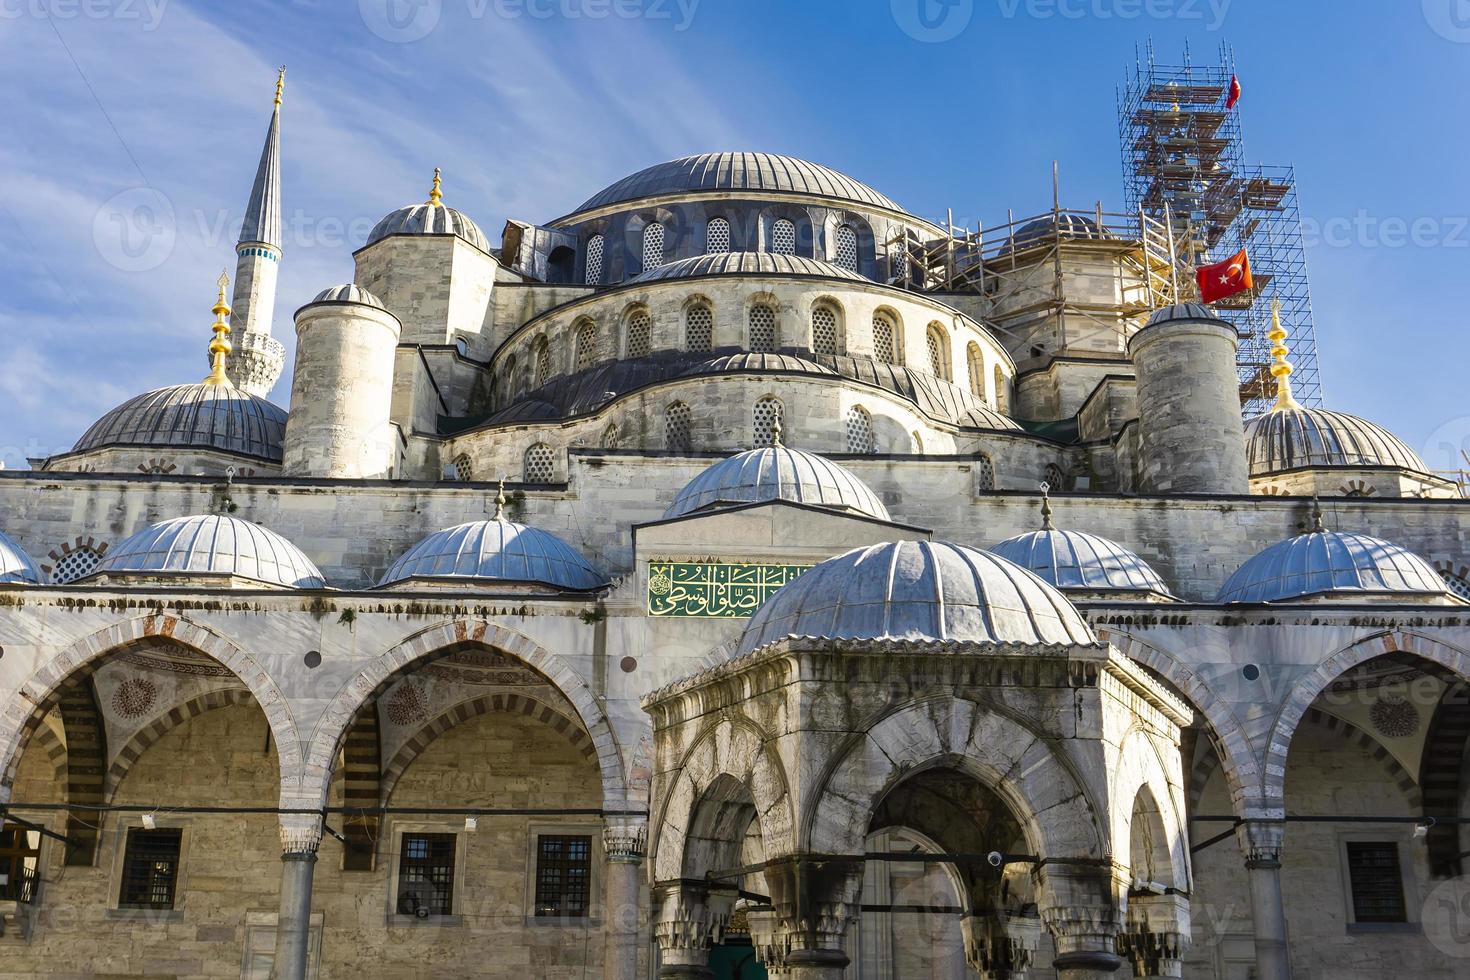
[992,528,1174,597]
[1244,407,1428,477]
[1006,213,1113,252]
[1218,527,1450,604]
[0,529,41,585]
[308,283,386,309]
[367,202,489,253]
[665,445,890,522]
[569,152,907,217]
[627,251,867,285]
[74,383,288,462]
[380,518,607,591]
[737,540,1096,656]
[92,515,326,588]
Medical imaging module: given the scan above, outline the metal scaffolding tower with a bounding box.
[1119,41,1322,414]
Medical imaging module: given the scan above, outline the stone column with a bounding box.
[653,882,737,979]
[759,856,865,980]
[960,911,1043,979]
[1038,868,1123,980]
[1118,893,1190,978]
[270,815,322,980]
[603,819,648,980]
[1237,820,1292,980]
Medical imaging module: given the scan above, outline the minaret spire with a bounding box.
[1267,297,1301,413]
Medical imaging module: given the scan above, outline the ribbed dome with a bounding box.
[0,529,41,585]
[1218,529,1449,604]
[991,528,1173,596]
[367,203,489,253]
[380,519,607,591]
[665,445,890,521]
[1244,408,1427,477]
[93,515,325,588]
[1146,303,1222,327]
[737,540,1096,656]
[569,153,906,217]
[74,383,288,462]
[628,251,868,285]
[309,283,386,309]
[1006,214,1112,252]
[957,405,1024,432]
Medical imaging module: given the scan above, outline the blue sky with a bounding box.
[2,0,1468,471]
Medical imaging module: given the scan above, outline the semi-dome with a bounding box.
[74,383,288,462]
[1218,524,1450,604]
[568,153,907,217]
[380,513,607,591]
[366,171,488,253]
[736,539,1096,656]
[91,515,326,588]
[665,444,890,521]
[1244,407,1428,477]
[991,527,1174,597]
[627,251,868,285]
[0,529,41,585]
[308,283,386,309]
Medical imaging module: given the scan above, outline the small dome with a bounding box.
[1145,303,1227,327]
[309,284,386,309]
[665,445,890,521]
[1244,407,1428,477]
[956,405,1024,432]
[380,519,607,591]
[367,203,489,253]
[628,251,868,285]
[737,540,1096,656]
[74,383,288,462]
[0,529,41,585]
[684,351,837,377]
[92,515,326,588]
[1218,528,1449,604]
[991,528,1174,597]
[1006,214,1112,252]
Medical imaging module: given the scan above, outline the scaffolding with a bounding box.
[1119,41,1323,414]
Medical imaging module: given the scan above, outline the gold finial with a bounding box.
[1267,297,1301,412]
[427,167,443,207]
[494,479,507,520]
[1039,482,1055,531]
[771,418,783,447]
[203,271,233,386]
[274,66,286,107]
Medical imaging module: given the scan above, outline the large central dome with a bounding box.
[568,153,907,217]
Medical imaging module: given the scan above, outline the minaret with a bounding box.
[225,67,287,397]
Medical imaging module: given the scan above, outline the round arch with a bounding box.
[1109,725,1191,893]
[104,688,257,803]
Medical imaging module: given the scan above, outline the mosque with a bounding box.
[0,70,1468,980]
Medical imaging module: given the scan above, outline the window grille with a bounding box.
[872,315,896,364]
[118,827,182,910]
[602,424,621,450]
[772,219,796,255]
[1345,842,1407,923]
[834,224,858,271]
[926,326,947,379]
[1044,464,1066,490]
[707,217,731,254]
[967,343,986,400]
[0,826,41,903]
[524,444,556,483]
[686,304,713,353]
[749,304,776,352]
[627,311,652,358]
[666,402,692,451]
[585,235,604,285]
[642,222,664,272]
[450,453,473,482]
[812,306,838,355]
[533,338,551,387]
[575,320,597,370]
[53,547,102,584]
[976,454,996,491]
[753,398,783,447]
[1444,574,1470,602]
[534,835,592,918]
[846,407,874,454]
[397,833,456,917]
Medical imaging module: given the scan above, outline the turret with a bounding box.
[1128,303,1250,495]
[225,68,287,396]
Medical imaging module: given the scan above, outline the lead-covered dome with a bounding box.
[1218,527,1450,604]
[627,251,867,285]
[74,383,288,462]
[0,529,41,585]
[367,202,489,253]
[308,283,386,310]
[380,518,607,591]
[991,527,1174,598]
[91,515,325,588]
[1244,407,1428,477]
[569,153,907,217]
[665,445,890,521]
[1006,213,1113,252]
[737,540,1095,656]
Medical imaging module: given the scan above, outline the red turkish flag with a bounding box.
[1196,249,1254,304]
[1226,74,1242,109]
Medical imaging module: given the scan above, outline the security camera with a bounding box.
[987,851,1004,868]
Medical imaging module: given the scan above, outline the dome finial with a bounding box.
[203,271,234,386]
[428,167,443,207]
[1039,481,1056,531]
[494,478,507,520]
[1268,297,1301,412]
[274,66,286,107]
[771,418,784,447]
[1310,495,1326,534]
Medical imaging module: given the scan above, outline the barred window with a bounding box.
[118,827,182,910]
[503,355,519,402]
[1044,464,1066,491]
[872,314,897,364]
[926,324,949,380]
[685,304,713,353]
[846,406,874,454]
[450,453,474,482]
[627,310,652,358]
[976,453,996,492]
[524,443,556,483]
[52,545,103,584]
[602,423,621,450]
[534,835,592,918]
[707,217,731,254]
[749,304,777,352]
[533,336,551,388]
[1443,573,1470,602]
[574,319,598,370]
[396,833,456,917]
[666,402,692,451]
[1345,842,1407,924]
[642,222,665,272]
[772,218,797,255]
[585,235,604,285]
[994,365,1007,412]
[834,224,858,271]
[0,826,40,903]
[811,305,839,355]
[967,343,986,400]
[753,397,784,447]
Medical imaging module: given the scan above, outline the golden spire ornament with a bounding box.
[203,271,234,386]
[427,167,443,207]
[494,479,507,520]
[1267,296,1301,412]
[274,66,286,107]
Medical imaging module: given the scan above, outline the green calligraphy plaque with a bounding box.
[647,561,813,618]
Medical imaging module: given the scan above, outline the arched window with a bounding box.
[532,336,551,388]
[753,397,784,447]
[450,453,473,482]
[1044,464,1066,491]
[626,309,652,358]
[574,319,598,370]
[685,303,713,353]
[502,354,518,402]
[749,303,777,352]
[925,324,950,380]
[834,224,858,271]
[846,406,874,454]
[1443,572,1470,602]
[51,544,103,583]
[993,365,1008,412]
[665,401,692,451]
[706,217,731,254]
[585,234,605,285]
[602,423,621,450]
[771,218,797,255]
[967,342,986,400]
[523,443,556,483]
[811,305,839,356]
[872,313,897,364]
[642,222,665,272]
[975,453,996,492]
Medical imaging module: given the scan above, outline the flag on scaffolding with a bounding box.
[1197,248,1254,304]
[1227,74,1242,109]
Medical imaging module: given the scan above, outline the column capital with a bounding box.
[1118,892,1190,978]
[278,813,323,855]
[758,855,864,970]
[603,818,649,865]
[653,881,738,977]
[1236,819,1286,868]
[961,911,1043,980]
